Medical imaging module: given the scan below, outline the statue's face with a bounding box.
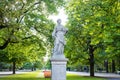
[57,19,61,24]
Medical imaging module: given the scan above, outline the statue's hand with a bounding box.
[52,35,56,39]
[64,28,68,34]
[66,28,68,32]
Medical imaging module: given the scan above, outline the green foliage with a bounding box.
[65,0,120,70]
[0,0,65,71]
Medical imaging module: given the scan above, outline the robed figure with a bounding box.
[52,19,68,58]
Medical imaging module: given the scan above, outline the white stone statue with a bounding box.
[52,19,68,57]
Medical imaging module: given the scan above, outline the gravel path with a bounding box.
[108,78,120,80]
[0,70,30,77]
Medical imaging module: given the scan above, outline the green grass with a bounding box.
[0,71,107,80]
[67,74,106,80]
[0,71,50,80]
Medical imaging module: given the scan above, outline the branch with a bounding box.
[24,1,41,13]
[21,1,25,10]
[0,38,10,50]
[10,41,19,43]
[18,1,41,23]
[22,35,33,40]
[18,15,25,23]
[0,25,8,29]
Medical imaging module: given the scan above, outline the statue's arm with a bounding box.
[66,28,68,32]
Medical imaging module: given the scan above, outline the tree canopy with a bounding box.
[65,0,120,76]
[0,0,65,74]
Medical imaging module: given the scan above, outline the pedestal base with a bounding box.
[50,58,68,80]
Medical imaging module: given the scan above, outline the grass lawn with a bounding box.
[67,74,107,80]
[0,71,107,80]
[0,71,49,80]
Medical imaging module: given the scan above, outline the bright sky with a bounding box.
[49,8,68,25]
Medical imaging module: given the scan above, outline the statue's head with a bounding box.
[57,19,61,25]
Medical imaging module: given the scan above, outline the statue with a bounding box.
[52,19,68,57]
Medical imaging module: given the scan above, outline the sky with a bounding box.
[49,8,68,25]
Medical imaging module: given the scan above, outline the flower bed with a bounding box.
[43,71,51,78]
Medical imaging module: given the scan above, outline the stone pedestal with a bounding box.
[51,19,68,80]
[51,57,68,80]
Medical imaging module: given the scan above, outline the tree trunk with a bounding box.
[13,61,16,74]
[118,60,120,71]
[89,53,94,76]
[31,67,34,71]
[105,60,109,73]
[87,37,95,76]
[89,45,94,76]
[112,60,115,73]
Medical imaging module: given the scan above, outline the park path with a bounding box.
[108,78,120,80]
[67,71,120,80]
[0,70,31,77]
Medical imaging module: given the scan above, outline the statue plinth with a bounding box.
[50,57,68,80]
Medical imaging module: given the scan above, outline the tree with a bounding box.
[65,0,120,76]
[0,0,65,74]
